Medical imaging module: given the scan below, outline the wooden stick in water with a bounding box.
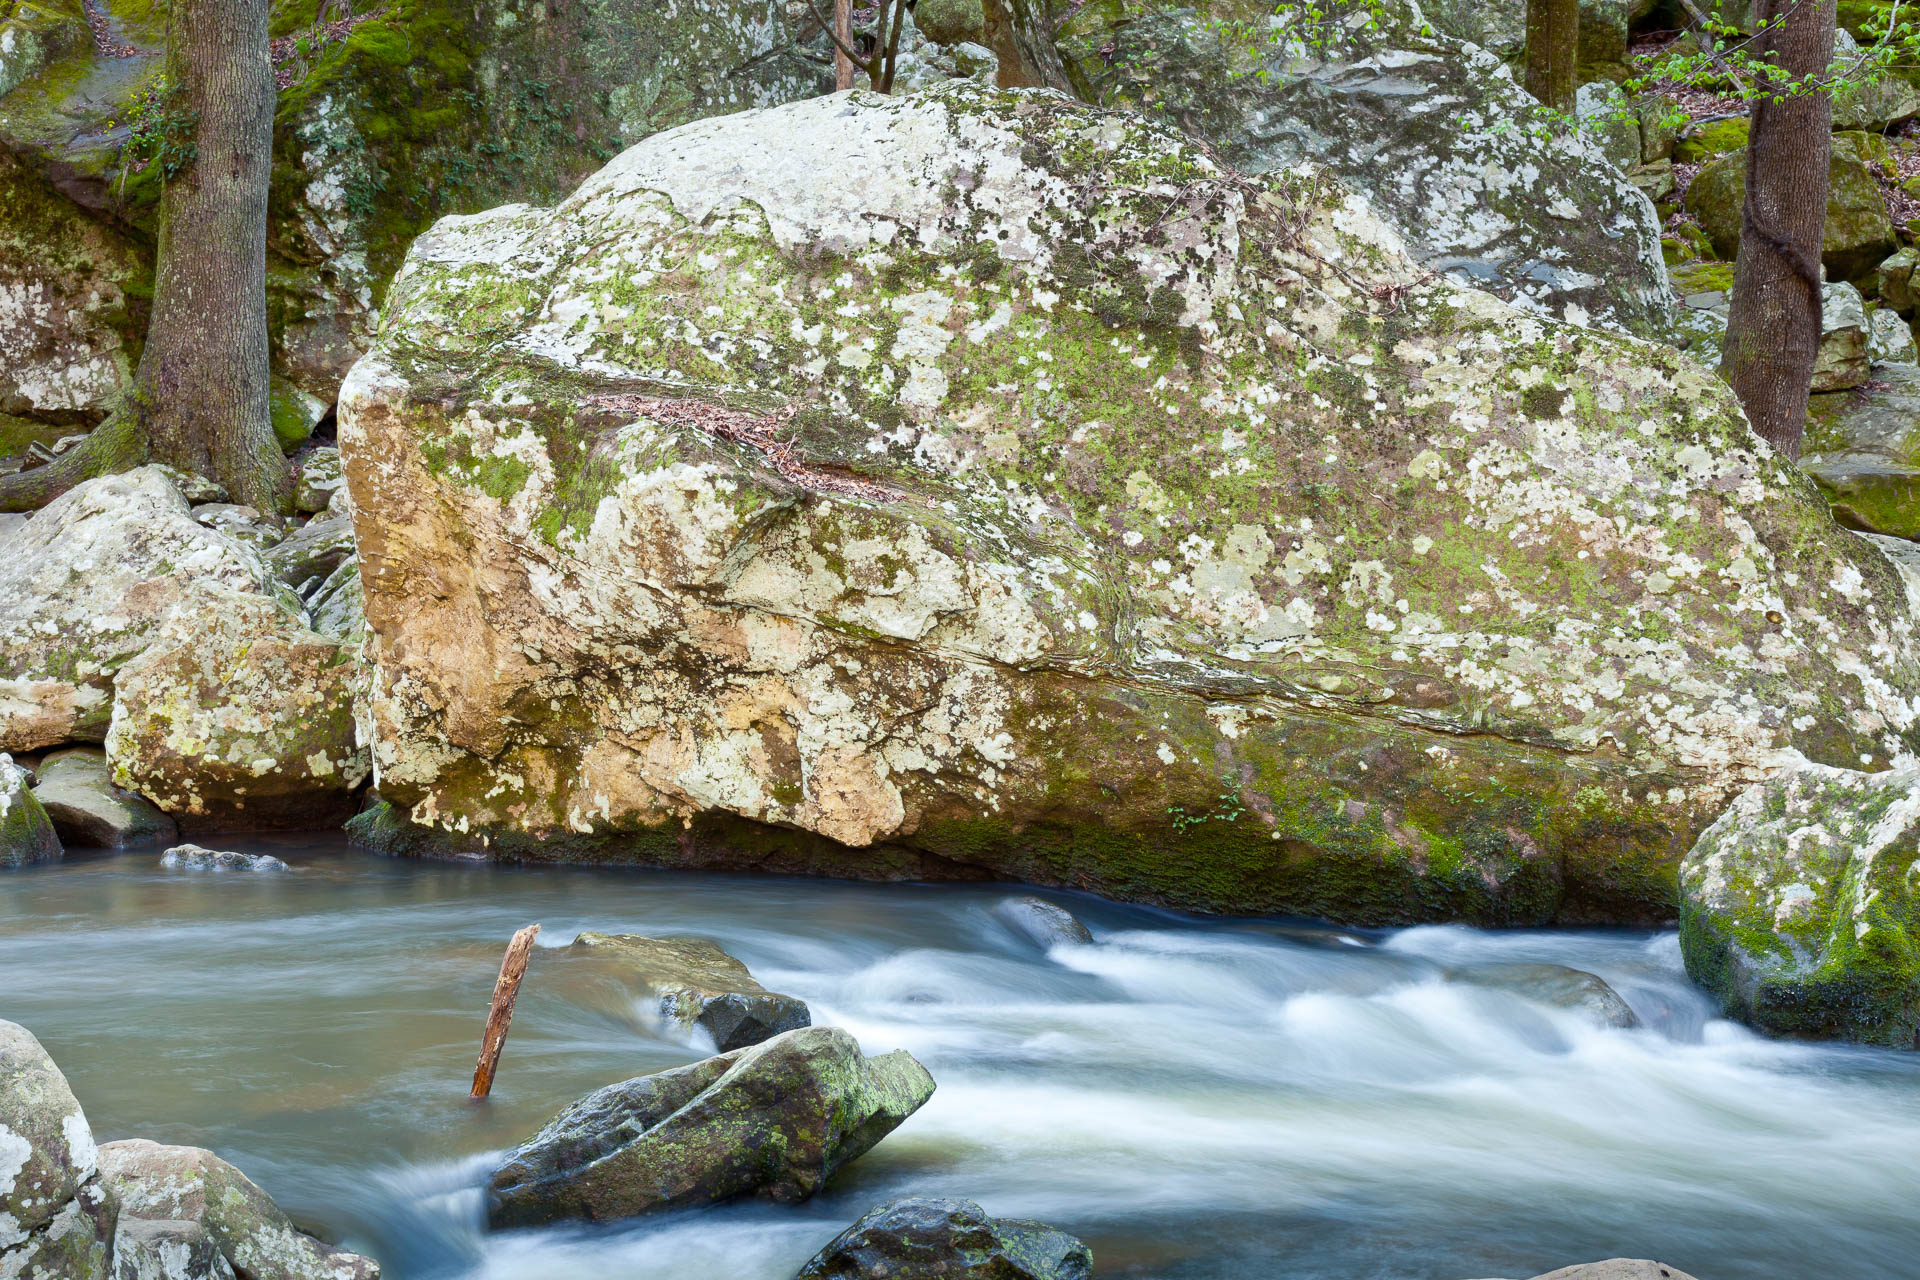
[470,923,540,1100]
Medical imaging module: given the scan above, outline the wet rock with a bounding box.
[1056,1,1673,338]
[992,897,1093,949]
[31,748,175,848]
[106,586,367,829]
[2,750,62,867]
[1680,762,1920,1047]
[1803,364,1920,538]
[1686,134,1896,283]
[159,845,289,873]
[1526,1263,1702,1280]
[571,931,811,1051]
[0,467,296,753]
[486,1026,934,1228]
[1453,963,1640,1029]
[341,83,1920,926]
[99,1139,380,1280]
[795,1197,1092,1280]
[293,449,344,515]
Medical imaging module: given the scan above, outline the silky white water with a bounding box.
[4,839,1916,1280]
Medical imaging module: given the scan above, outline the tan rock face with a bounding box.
[105,586,368,829]
[340,85,1920,925]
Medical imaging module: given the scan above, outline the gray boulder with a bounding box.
[263,514,356,596]
[1804,364,1920,538]
[795,1197,1092,1280]
[1452,963,1640,1029]
[293,449,345,516]
[112,1219,236,1280]
[571,931,811,1051]
[158,845,290,873]
[1812,282,1871,393]
[1058,0,1675,338]
[99,1139,379,1280]
[2,751,62,867]
[0,1019,117,1280]
[992,897,1093,949]
[486,1026,935,1228]
[32,748,176,848]
[1526,1264,1702,1280]
[1870,307,1917,367]
[1680,763,1920,1047]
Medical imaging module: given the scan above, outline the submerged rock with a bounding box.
[486,1026,934,1228]
[2,750,61,867]
[1524,1263,1702,1280]
[992,897,1093,949]
[159,845,290,873]
[795,1197,1093,1280]
[106,586,367,829]
[571,931,811,1050]
[32,748,175,848]
[1453,963,1640,1029]
[99,1139,379,1280]
[342,82,1920,926]
[1680,763,1920,1047]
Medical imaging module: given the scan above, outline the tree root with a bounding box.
[0,410,149,513]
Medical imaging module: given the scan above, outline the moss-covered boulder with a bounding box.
[0,751,60,866]
[1686,134,1897,283]
[104,584,368,829]
[340,83,1920,925]
[1680,762,1920,1047]
[796,1198,1094,1280]
[1804,365,1920,538]
[1671,116,1748,165]
[486,1026,935,1227]
[31,746,176,848]
[1055,0,1674,340]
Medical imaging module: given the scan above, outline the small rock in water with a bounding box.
[32,747,176,848]
[571,931,810,1051]
[1526,1262,1702,1280]
[486,1026,934,1228]
[993,896,1093,949]
[160,844,290,873]
[1,751,62,868]
[796,1197,1092,1280]
[1452,963,1641,1029]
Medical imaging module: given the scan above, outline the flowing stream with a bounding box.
[5,838,1918,1280]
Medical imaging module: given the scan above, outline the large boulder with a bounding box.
[795,1198,1093,1280]
[104,585,367,828]
[486,1026,935,1227]
[1055,0,1675,339]
[1680,762,1920,1047]
[0,468,288,752]
[1,751,60,866]
[1805,366,1920,538]
[0,1018,117,1280]
[31,748,175,848]
[97,1140,378,1280]
[570,932,811,1051]
[341,84,1920,925]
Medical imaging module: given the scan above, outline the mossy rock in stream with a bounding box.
[340,84,1920,927]
[1681,762,1920,1047]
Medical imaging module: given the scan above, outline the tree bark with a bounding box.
[1524,0,1579,112]
[1722,0,1835,461]
[984,0,1075,93]
[470,923,540,1100]
[834,0,856,90]
[140,0,287,512]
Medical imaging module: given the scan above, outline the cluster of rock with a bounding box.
[0,1019,381,1280]
[0,454,368,863]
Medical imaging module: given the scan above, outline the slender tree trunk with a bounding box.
[0,0,285,514]
[1723,0,1835,460]
[1524,0,1579,111]
[984,0,1075,92]
[141,0,287,512]
[833,0,856,90]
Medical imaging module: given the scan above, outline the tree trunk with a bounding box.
[1524,0,1579,112]
[984,0,1075,93]
[834,0,856,90]
[1722,0,1835,460]
[140,0,287,512]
